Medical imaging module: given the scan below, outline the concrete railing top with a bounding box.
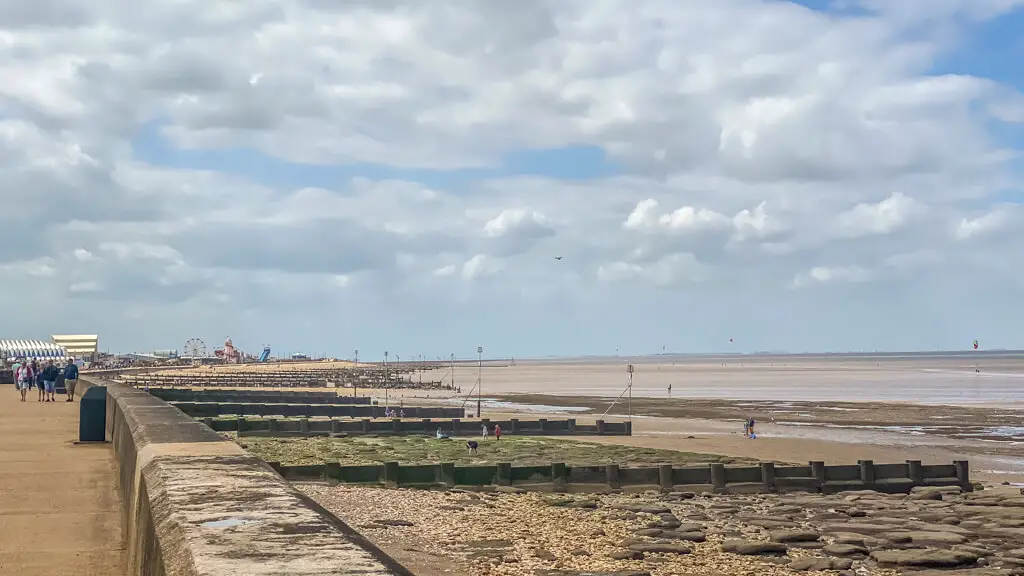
[85,377,410,575]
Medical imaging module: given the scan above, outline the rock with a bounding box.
[659,531,706,542]
[534,548,557,561]
[647,520,682,530]
[824,543,869,557]
[910,491,946,501]
[909,565,1019,569]
[830,532,873,546]
[639,506,672,515]
[570,549,590,556]
[894,531,970,546]
[789,557,854,571]
[627,543,691,555]
[955,545,994,557]
[721,539,789,556]
[871,548,980,567]
[914,486,964,495]
[789,542,826,550]
[608,550,645,561]
[373,519,414,527]
[745,518,800,529]
[770,529,820,543]
[579,571,651,576]
[590,529,606,537]
[618,538,645,547]
[669,492,696,500]
[822,523,901,535]
[844,508,868,517]
[495,486,526,494]
[570,500,599,509]
[634,529,664,537]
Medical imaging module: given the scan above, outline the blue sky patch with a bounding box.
[132,120,620,190]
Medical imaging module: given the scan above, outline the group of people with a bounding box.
[11,357,79,403]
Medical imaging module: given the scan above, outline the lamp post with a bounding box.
[354,349,359,398]
[384,351,389,411]
[626,364,634,427]
[451,353,455,391]
[477,346,483,417]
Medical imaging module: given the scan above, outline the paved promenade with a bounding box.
[0,386,126,575]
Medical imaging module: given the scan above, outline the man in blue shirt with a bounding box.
[64,359,79,402]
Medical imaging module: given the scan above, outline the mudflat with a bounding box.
[0,386,125,575]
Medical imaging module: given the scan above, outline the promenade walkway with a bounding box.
[0,386,126,575]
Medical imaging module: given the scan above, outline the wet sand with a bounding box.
[435,353,1024,405]
[414,354,1024,484]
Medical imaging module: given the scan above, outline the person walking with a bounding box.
[16,362,33,402]
[30,358,44,402]
[42,361,59,402]
[64,358,79,402]
[494,424,501,441]
[11,358,22,396]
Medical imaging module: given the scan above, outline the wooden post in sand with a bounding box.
[859,460,875,485]
[954,460,970,487]
[710,463,727,492]
[605,464,620,489]
[659,464,674,490]
[907,460,923,484]
[760,462,777,491]
[810,461,826,490]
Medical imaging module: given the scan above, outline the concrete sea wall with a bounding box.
[81,377,410,575]
[270,459,972,494]
[200,415,633,437]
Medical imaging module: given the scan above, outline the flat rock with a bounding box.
[823,543,869,557]
[634,529,664,537]
[789,542,826,550]
[822,523,902,535]
[830,532,878,546]
[909,565,1011,569]
[871,548,980,567]
[894,531,970,546]
[789,557,854,571]
[659,531,706,542]
[627,543,691,555]
[721,539,789,556]
[770,529,820,543]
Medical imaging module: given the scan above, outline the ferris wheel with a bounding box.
[183,338,207,358]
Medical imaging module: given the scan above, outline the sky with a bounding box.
[2,0,1023,359]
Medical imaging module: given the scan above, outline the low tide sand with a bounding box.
[155,354,1024,484]
[419,354,1024,483]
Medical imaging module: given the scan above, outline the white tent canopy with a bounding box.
[1,339,68,360]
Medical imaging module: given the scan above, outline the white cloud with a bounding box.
[792,265,873,288]
[0,0,1022,353]
[834,192,924,238]
[954,207,1015,240]
[461,254,503,281]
